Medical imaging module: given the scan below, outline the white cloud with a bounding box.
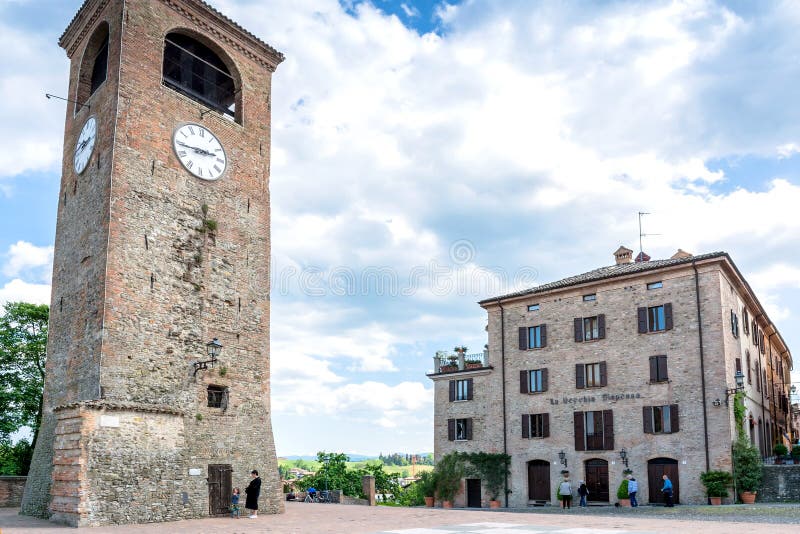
[777,143,800,159]
[0,279,51,306]
[2,241,53,280]
[399,3,419,18]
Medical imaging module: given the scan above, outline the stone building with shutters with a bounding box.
[429,247,793,507]
[21,0,283,526]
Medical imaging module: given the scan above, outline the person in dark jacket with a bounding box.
[577,480,589,507]
[245,469,262,518]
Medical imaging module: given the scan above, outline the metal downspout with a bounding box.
[693,261,712,474]
[498,300,508,508]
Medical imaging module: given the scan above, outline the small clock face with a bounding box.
[74,116,97,174]
[173,123,227,180]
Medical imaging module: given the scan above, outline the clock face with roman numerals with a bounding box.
[172,123,227,180]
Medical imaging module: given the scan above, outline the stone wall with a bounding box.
[759,465,800,502]
[0,477,27,508]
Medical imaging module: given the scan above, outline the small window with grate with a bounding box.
[207,385,227,408]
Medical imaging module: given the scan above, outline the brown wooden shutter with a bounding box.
[543,413,550,438]
[598,314,606,339]
[466,378,473,400]
[447,419,455,441]
[730,310,735,335]
[519,327,528,350]
[670,404,679,433]
[522,414,529,439]
[599,361,607,387]
[735,357,742,373]
[449,380,456,402]
[637,307,647,333]
[540,324,547,347]
[658,355,668,381]
[643,406,653,434]
[649,356,658,382]
[574,318,583,342]
[755,362,761,392]
[576,364,585,389]
[664,303,673,330]
[603,409,614,450]
[465,418,473,440]
[541,368,549,392]
[574,411,585,451]
[520,370,529,394]
[747,353,752,384]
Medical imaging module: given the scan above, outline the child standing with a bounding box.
[231,487,241,518]
[578,480,589,507]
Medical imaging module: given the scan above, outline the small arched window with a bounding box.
[163,32,238,120]
[76,22,110,110]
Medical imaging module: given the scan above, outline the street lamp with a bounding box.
[619,448,629,469]
[558,450,567,468]
[724,370,745,405]
[193,337,223,376]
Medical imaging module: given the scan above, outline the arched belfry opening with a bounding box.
[162,31,241,122]
[75,21,109,110]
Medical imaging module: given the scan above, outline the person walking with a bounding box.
[558,475,573,509]
[627,475,638,507]
[661,474,674,507]
[245,469,262,518]
[577,480,589,507]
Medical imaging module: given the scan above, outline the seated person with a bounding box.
[286,491,296,501]
[307,487,317,498]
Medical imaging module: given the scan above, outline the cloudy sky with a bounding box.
[1,0,799,456]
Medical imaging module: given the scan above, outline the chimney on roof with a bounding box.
[614,246,633,265]
[671,249,693,260]
[635,251,651,263]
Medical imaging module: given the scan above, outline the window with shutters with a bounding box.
[746,351,752,384]
[643,404,679,434]
[735,357,742,374]
[755,360,761,392]
[529,369,546,393]
[523,413,549,439]
[647,281,663,290]
[730,310,739,338]
[448,379,473,402]
[574,315,605,342]
[638,304,672,333]
[528,325,546,349]
[649,355,668,383]
[743,309,750,335]
[751,320,757,344]
[576,361,607,389]
[577,410,613,450]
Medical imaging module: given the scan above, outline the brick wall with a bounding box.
[759,465,800,502]
[0,477,27,508]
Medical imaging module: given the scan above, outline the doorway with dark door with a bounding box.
[527,460,551,501]
[466,478,482,508]
[584,459,609,502]
[647,458,679,504]
[208,464,232,516]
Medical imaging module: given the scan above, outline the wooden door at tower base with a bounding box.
[584,459,609,502]
[527,460,551,501]
[208,464,232,516]
[647,458,679,504]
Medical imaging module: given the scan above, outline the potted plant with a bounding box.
[700,470,732,505]
[417,470,437,507]
[435,453,464,508]
[791,445,800,463]
[465,358,483,369]
[616,478,631,507]
[464,452,510,508]
[773,443,788,464]
[733,438,762,504]
[454,346,468,354]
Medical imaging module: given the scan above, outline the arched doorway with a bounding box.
[527,460,550,501]
[648,458,679,504]
[584,459,609,502]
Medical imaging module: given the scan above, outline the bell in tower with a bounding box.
[20,0,284,526]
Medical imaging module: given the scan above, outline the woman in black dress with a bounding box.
[245,469,261,518]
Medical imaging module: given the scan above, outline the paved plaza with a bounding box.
[3,502,800,534]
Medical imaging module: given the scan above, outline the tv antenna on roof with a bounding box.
[638,212,661,261]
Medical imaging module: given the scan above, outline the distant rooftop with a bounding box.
[479,250,728,305]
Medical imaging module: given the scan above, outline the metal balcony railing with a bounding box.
[431,350,489,374]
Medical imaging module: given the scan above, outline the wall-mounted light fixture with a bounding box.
[724,370,745,405]
[619,447,629,468]
[193,338,223,376]
[558,450,567,468]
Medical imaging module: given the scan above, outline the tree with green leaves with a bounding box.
[0,302,48,446]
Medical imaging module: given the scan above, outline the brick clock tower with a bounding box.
[21,0,284,526]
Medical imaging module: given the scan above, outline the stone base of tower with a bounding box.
[22,400,282,527]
